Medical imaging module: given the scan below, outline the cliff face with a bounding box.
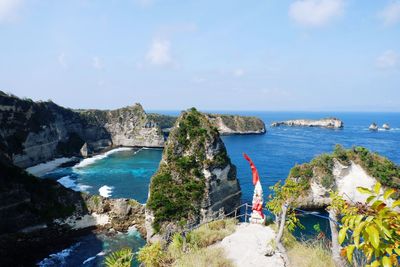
[284,146,400,209]
[271,118,343,129]
[0,92,164,168]
[145,108,241,241]
[148,113,266,135]
[205,114,266,135]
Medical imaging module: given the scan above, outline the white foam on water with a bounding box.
[74,147,133,169]
[99,185,113,198]
[37,242,81,266]
[26,157,73,177]
[57,176,92,192]
[82,256,96,265]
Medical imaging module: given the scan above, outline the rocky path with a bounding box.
[217,223,286,267]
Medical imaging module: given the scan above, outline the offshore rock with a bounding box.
[145,108,241,242]
[271,118,343,129]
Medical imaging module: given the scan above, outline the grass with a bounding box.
[281,227,335,267]
[137,219,237,267]
[173,247,234,267]
[286,242,335,267]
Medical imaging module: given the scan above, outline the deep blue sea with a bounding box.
[40,111,400,266]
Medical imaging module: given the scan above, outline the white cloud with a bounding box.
[58,53,67,68]
[376,50,399,69]
[289,0,344,27]
[92,56,104,70]
[379,1,400,26]
[146,39,172,66]
[0,0,23,23]
[233,68,245,77]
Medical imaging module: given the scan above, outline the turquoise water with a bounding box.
[41,111,400,265]
[44,148,162,202]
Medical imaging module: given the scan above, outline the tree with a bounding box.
[330,183,400,267]
[104,248,133,267]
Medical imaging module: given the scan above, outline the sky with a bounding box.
[0,0,399,111]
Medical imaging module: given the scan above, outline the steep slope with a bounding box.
[281,145,400,209]
[0,91,164,168]
[145,108,241,241]
[148,113,266,135]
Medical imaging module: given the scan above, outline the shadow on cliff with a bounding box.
[0,154,104,266]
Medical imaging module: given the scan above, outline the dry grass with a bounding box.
[287,242,335,267]
[173,247,234,267]
[186,219,237,248]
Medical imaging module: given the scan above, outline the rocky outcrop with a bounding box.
[148,113,266,135]
[369,123,378,131]
[271,118,343,129]
[284,146,400,209]
[0,91,164,168]
[383,123,390,130]
[205,114,266,135]
[145,108,241,241]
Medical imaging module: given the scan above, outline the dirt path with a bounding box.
[217,223,285,267]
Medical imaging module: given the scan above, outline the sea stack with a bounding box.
[383,123,390,130]
[145,108,242,242]
[369,123,378,131]
[271,118,343,129]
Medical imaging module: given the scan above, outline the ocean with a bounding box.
[40,111,400,266]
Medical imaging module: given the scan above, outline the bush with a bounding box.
[137,242,168,267]
[173,247,234,267]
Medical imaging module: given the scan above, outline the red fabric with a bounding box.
[243,153,260,185]
[252,198,264,219]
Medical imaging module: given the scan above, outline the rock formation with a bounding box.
[271,118,343,129]
[383,123,390,130]
[148,113,266,135]
[282,146,400,209]
[145,108,242,241]
[0,91,164,168]
[205,114,266,135]
[369,123,378,131]
[0,153,146,265]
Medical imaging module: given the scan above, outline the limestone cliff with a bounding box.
[0,91,164,168]
[282,146,400,209]
[145,108,242,241]
[205,114,266,135]
[271,118,343,129]
[148,113,266,135]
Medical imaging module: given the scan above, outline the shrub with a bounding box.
[137,242,168,267]
[104,248,133,267]
[173,247,234,267]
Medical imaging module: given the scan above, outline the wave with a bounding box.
[26,157,73,177]
[57,176,92,192]
[99,185,113,197]
[82,251,106,265]
[37,242,81,266]
[74,147,134,169]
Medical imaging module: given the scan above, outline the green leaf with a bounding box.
[394,248,400,256]
[357,187,372,195]
[346,245,355,263]
[366,225,380,249]
[383,188,396,200]
[371,260,380,267]
[373,183,381,194]
[392,200,400,208]
[338,227,347,245]
[354,221,366,247]
[382,256,391,267]
[366,195,376,204]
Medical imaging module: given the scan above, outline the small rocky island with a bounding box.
[369,122,378,131]
[271,118,343,129]
[145,108,242,241]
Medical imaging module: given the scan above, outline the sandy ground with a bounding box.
[217,223,285,267]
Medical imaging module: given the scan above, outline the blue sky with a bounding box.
[0,0,399,111]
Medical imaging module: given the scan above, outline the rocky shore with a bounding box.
[271,118,343,129]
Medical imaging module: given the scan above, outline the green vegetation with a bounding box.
[286,145,400,192]
[104,247,134,267]
[147,108,231,232]
[137,219,236,267]
[147,113,177,129]
[330,183,400,267]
